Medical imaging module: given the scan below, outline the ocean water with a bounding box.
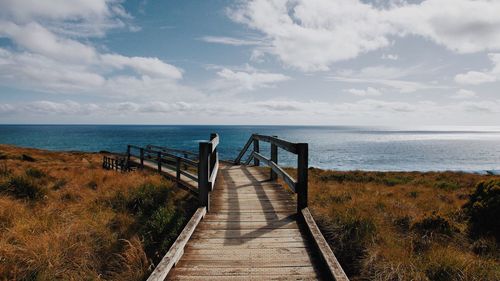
[0,125,499,172]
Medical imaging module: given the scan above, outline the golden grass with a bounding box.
[305,168,500,281]
[0,145,195,280]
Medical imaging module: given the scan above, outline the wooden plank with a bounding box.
[170,266,318,276]
[147,207,206,281]
[197,221,299,230]
[185,241,309,249]
[301,207,349,281]
[191,228,303,239]
[168,275,320,281]
[184,247,311,256]
[172,259,316,268]
[187,237,306,244]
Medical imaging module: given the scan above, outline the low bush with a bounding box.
[316,211,377,276]
[21,154,36,162]
[463,179,500,241]
[0,175,47,200]
[25,167,46,179]
[411,214,459,238]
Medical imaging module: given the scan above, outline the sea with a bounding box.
[1,125,499,173]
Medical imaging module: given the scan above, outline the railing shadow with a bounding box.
[222,165,296,246]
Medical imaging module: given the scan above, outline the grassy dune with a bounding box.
[307,169,500,281]
[0,145,196,280]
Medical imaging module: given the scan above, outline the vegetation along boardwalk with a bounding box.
[104,134,349,280]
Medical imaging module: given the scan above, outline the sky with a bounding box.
[0,0,500,126]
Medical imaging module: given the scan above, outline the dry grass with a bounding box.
[0,145,196,280]
[305,168,500,281]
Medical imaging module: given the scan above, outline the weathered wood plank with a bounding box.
[301,207,349,281]
[147,207,206,281]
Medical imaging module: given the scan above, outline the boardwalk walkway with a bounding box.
[166,164,326,280]
[110,134,348,280]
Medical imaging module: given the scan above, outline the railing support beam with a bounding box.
[270,135,278,180]
[296,143,308,212]
[198,142,211,211]
[253,137,260,166]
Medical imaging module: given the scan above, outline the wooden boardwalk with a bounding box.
[166,164,326,280]
[109,134,348,280]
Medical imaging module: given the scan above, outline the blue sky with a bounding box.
[1,0,500,126]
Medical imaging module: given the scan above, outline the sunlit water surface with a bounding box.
[0,125,499,172]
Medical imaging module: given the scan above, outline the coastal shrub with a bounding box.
[140,206,186,261]
[318,171,413,186]
[411,214,458,238]
[434,180,460,191]
[1,175,46,200]
[21,154,35,162]
[425,259,464,281]
[25,167,46,179]
[471,237,498,257]
[109,182,186,262]
[125,183,170,217]
[316,211,377,276]
[0,162,9,177]
[408,191,419,198]
[52,179,67,190]
[86,180,98,190]
[463,180,500,240]
[393,215,411,232]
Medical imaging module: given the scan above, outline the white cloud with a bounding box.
[0,0,131,37]
[229,0,500,71]
[211,67,290,93]
[381,54,398,60]
[347,87,382,97]
[329,65,446,93]
[454,53,500,85]
[455,71,497,85]
[199,36,262,46]
[0,0,188,100]
[0,21,97,63]
[101,54,183,79]
[452,89,477,99]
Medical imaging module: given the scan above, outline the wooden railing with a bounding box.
[235,134,308,212]
[142,134,219,281]
[127,145,199,186]
[198,133,219,211]
[123,133,219,212]
[235,134,349,280]
[102,154,128,172]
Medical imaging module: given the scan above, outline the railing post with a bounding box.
[157,151,162,172]
[176,157,181,181]
[126,145,131,170]
[253,136,260,166]
[210,133,217,176]
[183,153,188,170]
[198,142,211,211]
[140,148,144,169]
[296,143,308,212]
[270,136,278,180]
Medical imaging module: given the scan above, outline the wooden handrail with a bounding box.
[251,151,296,192]
[198,133,219,211]
[235,134,308,212]
[147,207,206,281]
[146,144,198,157]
